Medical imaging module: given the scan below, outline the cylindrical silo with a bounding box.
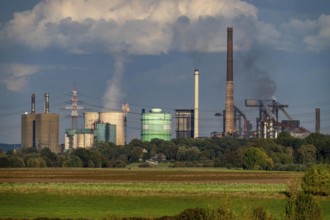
[141,108,172,142]
[64,134,70,151]
[77,133,85,148]
[84,112,99,129]
[72,134,78,149]
[85,133,94,148]
[99,112,125,145]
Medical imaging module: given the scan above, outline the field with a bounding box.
[0,167,329,219]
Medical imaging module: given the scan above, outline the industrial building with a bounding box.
[21,94,36,149]
[85,111,125,145]
[175,109,194,139]
[64,111,124,151]
[21,93,60,153]
[141,108,172,141]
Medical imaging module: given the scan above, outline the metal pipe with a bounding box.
[194,69,199,138]
[44,93,49,114]
[225,27,234,135]
[31,94,35,114]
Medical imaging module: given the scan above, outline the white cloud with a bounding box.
[0,0,264,54]
[281,14,330,52]
[304,15,330,51]
[0,63,40,92]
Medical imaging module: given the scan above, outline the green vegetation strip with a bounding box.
[0,192,286,219]
[0,182,287,197]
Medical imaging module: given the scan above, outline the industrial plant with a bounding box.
[20,26,322,153]
[21,93,60,153]
[64,111,126,150]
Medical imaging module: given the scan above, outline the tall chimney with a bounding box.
[225,27,234,135]
[44,93,49,114]
[316,108,320,133]
[194,69,199,138]
[31,94,35,114]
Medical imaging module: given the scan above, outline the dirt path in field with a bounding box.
[0,168,302,184]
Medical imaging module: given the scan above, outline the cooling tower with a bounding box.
[84,112,100,129]
[225,27,234,135]
[99,112,125,145]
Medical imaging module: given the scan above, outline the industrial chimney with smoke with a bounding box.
[225,27,234,135]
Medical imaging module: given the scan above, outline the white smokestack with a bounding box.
[44,93,49,114]
[194,69,199,138]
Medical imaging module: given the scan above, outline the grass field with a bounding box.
[0,167,329,219]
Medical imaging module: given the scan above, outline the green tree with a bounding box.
[72,148,101,167]
[128,147,144,163]
[62,155,83,167]
[305,133,330,162]
[297,144,316,164]
[302,164,330,196]
[186,146,200,161]
[176,146,188,161]
[26,157,46,167]
[40,148,60,167]
[242,147,274,170]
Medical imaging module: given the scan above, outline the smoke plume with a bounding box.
[103,54,125,110]
[238,49,276,100]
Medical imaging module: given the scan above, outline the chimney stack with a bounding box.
[316,108,320,133]
[31,94,35,114]
[194,69,199,138]
[225,27,234,135]
[44,93,49,114]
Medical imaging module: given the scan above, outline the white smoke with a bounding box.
[0,63,40,92]
[103,54,125,110]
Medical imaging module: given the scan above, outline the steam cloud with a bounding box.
[0,63,40,92]
[103,54,125,110]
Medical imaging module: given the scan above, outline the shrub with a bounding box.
[241,206,274,220]
[302,164,330,196]
[242,147,274,170]
[284,192,321,220]
[174,207,235,220]
[62,155,83,167]
[26,157,47,167]
[138,163,152,168]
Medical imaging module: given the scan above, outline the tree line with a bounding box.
[0,132,329,170]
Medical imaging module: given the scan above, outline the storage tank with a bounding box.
[141,108,172,142]
[72,133,78,149]
[77,133,85,148]
[84,133,94,148]
[64,134,70,151]
[84,112,99,129]
[99,112,125,145]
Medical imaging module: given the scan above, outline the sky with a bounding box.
[0,0,329,144]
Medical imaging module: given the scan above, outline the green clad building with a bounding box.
[141,108,172,142]
[95,123,116,144]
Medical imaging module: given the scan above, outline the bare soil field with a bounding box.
[0,168,302,184]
